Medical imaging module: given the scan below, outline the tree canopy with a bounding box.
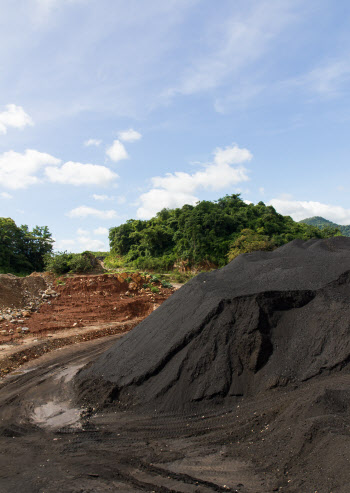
[109,194,340,270]
[0,218,53,274]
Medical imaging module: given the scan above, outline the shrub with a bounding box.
[44,251,72,274]
[161,280,172,288]
[68,254,94,273]
[227,229,275,262]
[45,251,95,274]
[150,286,159,294]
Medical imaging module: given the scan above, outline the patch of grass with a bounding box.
[150,286,159,294]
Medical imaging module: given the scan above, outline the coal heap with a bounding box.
[76,237,350,412]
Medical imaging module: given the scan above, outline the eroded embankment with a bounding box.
[0,272,174,376]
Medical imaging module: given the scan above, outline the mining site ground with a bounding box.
[0,272,174,376]
[1,332,348,493]
[2,239,350,493]
[0,334,271,493]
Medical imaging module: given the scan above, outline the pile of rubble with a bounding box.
[0,273,59,337]
[0,272,174,342]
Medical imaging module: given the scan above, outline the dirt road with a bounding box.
[0,334,275,493]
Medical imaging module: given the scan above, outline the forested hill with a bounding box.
[109,194,340,270]
[300,216,350,237]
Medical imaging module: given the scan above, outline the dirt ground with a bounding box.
[1,334,349,493]
[0,336,267,493]
[0,272,174,377]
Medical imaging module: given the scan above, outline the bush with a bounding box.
[68,254,94,273]
[44,251,72,274]
[161,280,172,288]
[227,229,275,262]
[103,254,125,270]
[44,251,95,274]
[150,286,159,294]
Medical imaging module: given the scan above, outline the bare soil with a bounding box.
[0,272,174,376]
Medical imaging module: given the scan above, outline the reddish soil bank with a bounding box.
[0,273,173,344]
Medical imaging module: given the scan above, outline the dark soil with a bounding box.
[70,236,350,491]
[76,237,350,413]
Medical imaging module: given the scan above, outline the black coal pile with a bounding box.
[76,237,350,413]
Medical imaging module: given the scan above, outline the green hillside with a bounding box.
[108,194,340,271]
[300,216,350,236]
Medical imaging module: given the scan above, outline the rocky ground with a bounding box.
[0,271,174,377]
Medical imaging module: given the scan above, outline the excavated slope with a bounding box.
[76,237,350,412]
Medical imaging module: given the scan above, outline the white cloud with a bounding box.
[77,228,89,236]
[118,128,142,142]
[84,138,102,147]
[298,59,350,98]
[45,161,118,186]
[164,1,298,99]
[0,104,33,135]
[0,192,13,199]
[0,149,118,189]
[106,140,129,162]
[0,149,61,189]
[94,227,109,235]
[137,144,251,219]
[269,198,350,225]
[77,236,107,251]
[55,235,107,252]
[56,239,76,249]
[138,190,199,220]
[92,194,114,201]
[213,145,253,166]
[67,206,118,219]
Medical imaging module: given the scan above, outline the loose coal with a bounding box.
[75,237,350,412]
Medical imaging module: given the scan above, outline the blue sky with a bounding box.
[1,0,350,252]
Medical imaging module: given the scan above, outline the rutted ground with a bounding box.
[0,272,174,376]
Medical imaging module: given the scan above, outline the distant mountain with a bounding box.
[300,216,350,237]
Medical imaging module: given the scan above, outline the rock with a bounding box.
[45,289,57,296]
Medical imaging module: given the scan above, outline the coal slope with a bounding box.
[76,237,350,413]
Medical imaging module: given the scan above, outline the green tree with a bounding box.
[227,229,275,261]
[0,218,53,274]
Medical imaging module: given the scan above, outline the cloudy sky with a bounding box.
[1,0,350,252]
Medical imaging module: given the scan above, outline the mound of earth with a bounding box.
[0,272,173,343]
[76,236,350,412]
[0,273,51,311]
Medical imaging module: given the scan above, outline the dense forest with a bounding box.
[300,216,350,236]
[0,218,53,274]
[109,194,340,271]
